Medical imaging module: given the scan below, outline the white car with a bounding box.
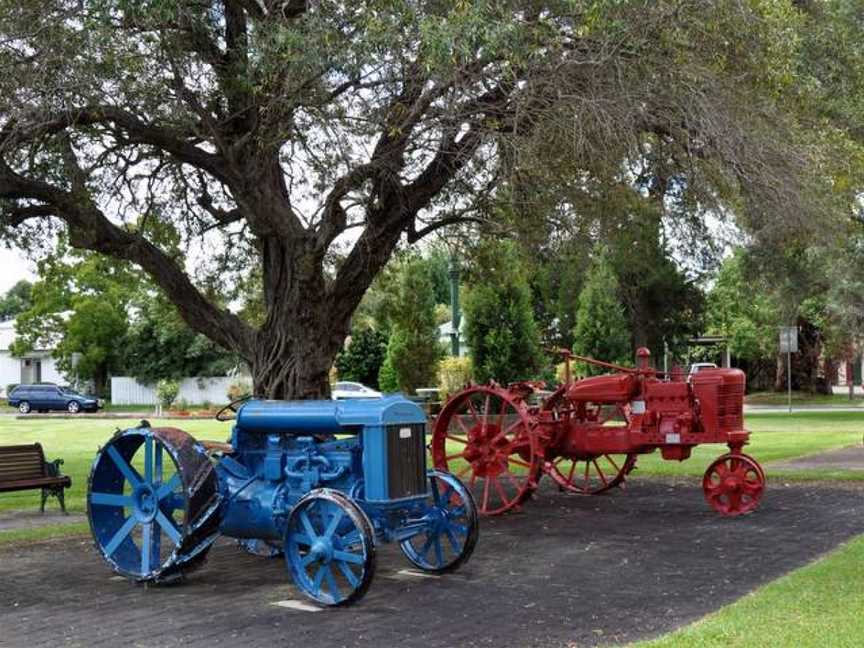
[331,381,382,400]
[688,362,718,380]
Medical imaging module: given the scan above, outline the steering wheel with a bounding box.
[215,395,252,422]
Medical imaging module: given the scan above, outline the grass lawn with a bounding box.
[635,533,864,648]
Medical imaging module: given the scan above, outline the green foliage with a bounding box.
[335,327,388,389]
[0,280,32,321]
[123,294,238,384]
[377,354,399,393]
[437,356,473,401]
[463,241,543,384]
[155,379,179,408]
[572,247,632,375]
[377,257,441,394]
[706,251,781,361]
[10,242,139,394]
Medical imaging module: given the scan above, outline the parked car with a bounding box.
[330,381,382,400]
[7,384,103,414]
[687,362,718,382]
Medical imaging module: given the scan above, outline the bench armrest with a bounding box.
[45,458,64,478]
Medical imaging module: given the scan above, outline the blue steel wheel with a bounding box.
[284,488,375,606]
[400,470,479,573]
[87,426,220,583]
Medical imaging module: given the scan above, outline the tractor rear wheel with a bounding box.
[87,426,221,583]
[544,453,638,494]
[432,384,542,515]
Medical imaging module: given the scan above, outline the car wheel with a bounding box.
[18,401,31,414]
[67,401,80,414]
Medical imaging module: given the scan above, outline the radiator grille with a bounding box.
[386,423,427,499]
[717,382,744,432]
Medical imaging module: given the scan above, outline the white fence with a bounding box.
[110,376,237,405]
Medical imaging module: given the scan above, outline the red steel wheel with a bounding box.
[432,385,542,515]
[540,388,636,494]
[544,453,638,495]
[703,453,766,517]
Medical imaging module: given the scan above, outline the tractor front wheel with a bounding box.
[703,453,766,516]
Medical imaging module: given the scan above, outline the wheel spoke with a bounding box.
[592,459,608,487]
[155,510,182,545]
[491,476,511,509]
[324,509,344,538]
[301,552,319,567]
[465,398,481,423]
[454,415,471,436]
[155,443,163,486]
[312,565,326,591]
[106,446,141,488]
[481,396,491,433]
[104,516,137,557]
[292,533,313,547]
[332,549,364,565]
[90,492,132,508]
[566,460,578,484]
[144,436,153,483]
[430,477,442,507]
[299,511,318,540]
[323,565,342,601]
[156,473,181,500]
[337,560,360,588]
[445,434,469,446]
[141,522,153,574]
[444,526,462,553]
[507,457,532,470]
[604,454,621,473]
[481,477,491,511]
[433,534,444,567]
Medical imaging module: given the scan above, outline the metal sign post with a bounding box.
[779,327,798,413]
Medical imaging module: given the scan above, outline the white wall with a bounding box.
[111,376,237,405]
[0,352,66,396]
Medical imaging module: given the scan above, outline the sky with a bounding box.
[0,247,35,293]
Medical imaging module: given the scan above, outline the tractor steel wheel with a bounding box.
[432,384,542,515]
[703,453,766,516]
[87,426,221,583]
[544,453,638,495]
[540,388,636,494]
[400,470,479,573]
[284,488,375,606]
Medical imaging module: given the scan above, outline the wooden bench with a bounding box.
[0,443,71,513]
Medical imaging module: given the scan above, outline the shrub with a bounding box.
[437,357,473,400]
[156,379,180,408]
[226,379,252,402]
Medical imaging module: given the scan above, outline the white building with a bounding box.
[438,319,470,357]
[0,319,65,396]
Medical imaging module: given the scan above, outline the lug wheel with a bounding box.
[67,401,80,414]
[432,384,542,515]
[400,470,479,573]
[544,453,638,494]
[703,453,766,516]
[284,489,375,606]
[87,426,220,582]
[18,401,30,414]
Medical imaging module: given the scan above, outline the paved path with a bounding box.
[0,510,85,532]
[771,445,864,472]
[2,478,864,648]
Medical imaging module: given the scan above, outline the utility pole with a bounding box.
[449,255,461,357]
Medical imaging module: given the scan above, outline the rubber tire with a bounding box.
[18,401,30,414]
[67,401,80,414]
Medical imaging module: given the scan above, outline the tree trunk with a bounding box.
[250,238,353,400]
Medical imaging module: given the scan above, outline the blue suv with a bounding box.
[7,384,102,414]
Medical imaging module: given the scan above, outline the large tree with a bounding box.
[0,1,854,398]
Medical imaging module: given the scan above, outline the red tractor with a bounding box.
[431,348,765,517]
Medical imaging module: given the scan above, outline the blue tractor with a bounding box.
[86,396,478,606]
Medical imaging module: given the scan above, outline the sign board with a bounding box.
[779,327,798,354]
